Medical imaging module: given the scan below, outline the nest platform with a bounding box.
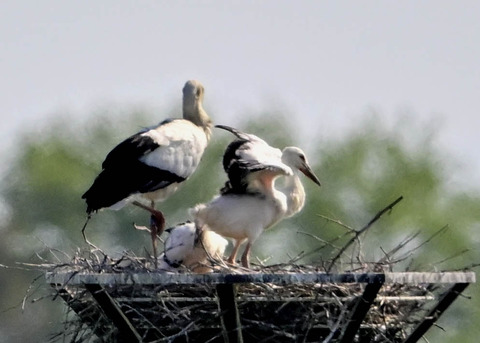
[47,269,475,343]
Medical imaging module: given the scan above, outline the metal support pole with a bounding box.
[216,284,243,343]
[403,283,470,343]
[53,286,110,339]
[339,282,384,343]
[85,284,142,343]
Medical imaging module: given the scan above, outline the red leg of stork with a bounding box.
[240,242,252,269]
[226,239,245,265]
[132,200,165,267]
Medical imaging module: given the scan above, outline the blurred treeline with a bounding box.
[0,104,479,342]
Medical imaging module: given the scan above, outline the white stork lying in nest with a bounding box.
[82,80,212,259]
[192,125,321,268]
[158,222,228,273]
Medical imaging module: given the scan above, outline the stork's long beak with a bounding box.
[300,164,321,186]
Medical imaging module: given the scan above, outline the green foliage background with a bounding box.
[0,105,478,342]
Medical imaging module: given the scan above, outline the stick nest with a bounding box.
[29,197,472,342]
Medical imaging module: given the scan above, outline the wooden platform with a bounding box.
[47,271,475,343]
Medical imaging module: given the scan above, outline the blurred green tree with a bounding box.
[0,107,478,342]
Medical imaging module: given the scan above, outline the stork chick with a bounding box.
[192,126,320,268]
[158,222,228,273]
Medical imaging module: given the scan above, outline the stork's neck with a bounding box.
[266,187,289,229]
[183,101,212,139]
[281,170,305,218]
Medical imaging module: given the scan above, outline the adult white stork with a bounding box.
[82,80,212,259]
[192,125,321,268]
[158,221,228,273]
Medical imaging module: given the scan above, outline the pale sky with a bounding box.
[1,1,479,184]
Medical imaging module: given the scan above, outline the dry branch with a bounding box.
[326,196,404,272]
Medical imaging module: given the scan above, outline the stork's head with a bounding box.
[182,80,212,131]
[183,80,205,102]
[281,147,321,186]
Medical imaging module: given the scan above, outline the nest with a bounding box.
[33,197,475,342]
[41,249,474,343]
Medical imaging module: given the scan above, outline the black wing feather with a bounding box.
[102,132,159,169]
[82,120,186,213]
[102,119,178,169]
[82,160,185,213]
[221,139,273,194]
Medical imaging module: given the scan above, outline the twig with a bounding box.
[453,262,480,271]
[435,249,470,266]
[21,273,44,311]
[377,230,421,265]
[298,230,353,261]
[321,301,349,343]
[296,231,343,251]
[316,214,356,233]
[327,196,403,273]
[395,225,450,262]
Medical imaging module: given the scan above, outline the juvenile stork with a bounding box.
[82,80,212,258]
[192,125,320,268]
[158,221,228,273]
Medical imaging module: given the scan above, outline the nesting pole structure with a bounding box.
[47,270,475,342]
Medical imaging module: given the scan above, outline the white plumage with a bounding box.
[82,80,212,258]
[192,126,321,268]
[141,120,209,177]
[136,119,210,203]
[158,222,228,273]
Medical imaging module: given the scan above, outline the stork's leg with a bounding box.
[240,242,252,268]
[226,239,245,265]
[132,201,165,266]
[148,201,160,258]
